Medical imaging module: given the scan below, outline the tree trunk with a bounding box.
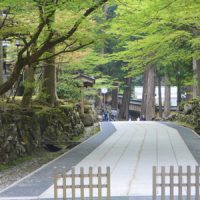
[185,86,193,100]
[163,74,171,118]
[0,11,3,85]
[193,58,200,97]
[103,2,109,19]
[21,65,35,107]
[15,73,24,96]
[145,66,156,120]
[118,77,132,120]
[41,47,58,106]
[0,41,3,84]
[157,74,162,118]
[177,73,181,105]
[141,68,148,118]
[141,67,156,120]
[40,9,58,106]
[196,59,200,97]
[111,87,118,109]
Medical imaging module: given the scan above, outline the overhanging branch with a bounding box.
[37,40,94,62]
[0,0,108,95]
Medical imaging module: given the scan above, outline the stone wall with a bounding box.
[0,105,97,164]
[0,110,41,164]
[170,98,200,134]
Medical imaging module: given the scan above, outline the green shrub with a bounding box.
[57,76,81,100]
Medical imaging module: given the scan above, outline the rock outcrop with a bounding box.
[0,109,41,164]
[169,98,200,134]
[0,105,96,164]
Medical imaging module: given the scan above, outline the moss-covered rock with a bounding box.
[0,110,40,164]
[36,106,84,146]
[171,98,200,134]
[80,106,99,127]
[0,106,86,164]
[80,113,94,127]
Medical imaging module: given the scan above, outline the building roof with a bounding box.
[73,74,95,87]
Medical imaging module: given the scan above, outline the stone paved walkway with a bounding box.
[0,122,199,200]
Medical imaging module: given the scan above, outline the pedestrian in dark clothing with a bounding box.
[140,115,146,121]
[103,111,108,121]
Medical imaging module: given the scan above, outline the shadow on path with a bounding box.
[162,122,200,164]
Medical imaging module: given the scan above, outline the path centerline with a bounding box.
[127,124,147,196]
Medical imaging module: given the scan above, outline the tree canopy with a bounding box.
[0,0,199,112]
[0,0,109,95]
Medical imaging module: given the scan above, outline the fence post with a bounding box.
[54,167,58,200]
[80,167,84,200]
[54,166,110,200]
[170,166,174,200]
[153,166,200,200]
[161,166,165,200]
[187,166,191,200]
[98,167,102,200]
[195,166,200,200]
[72,167,75,200]
[63,167,67,200]
[89,167,93,200]
[178,166,182,200]
[153,166,156,200]
[107,166,110,200]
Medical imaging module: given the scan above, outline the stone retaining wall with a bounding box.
[170,98,200,134]
[0,105,98,164]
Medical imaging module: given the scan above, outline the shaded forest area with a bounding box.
[1,0,200,120]
[0,1,200,130]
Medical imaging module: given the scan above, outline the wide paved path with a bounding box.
[40,122,197,198]
[0,122,199,199]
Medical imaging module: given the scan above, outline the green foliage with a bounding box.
[0,155,33,172]
[57,75,81,100]
[102,0,200,89]
[1,0,199,101]
[192,37,200,59]
[65,51,110,74]
[36,92,51,105]
[114,2,195,96]
[0,0,111,102]
[23,80,36,90]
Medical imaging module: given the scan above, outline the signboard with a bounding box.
[101,87,108,94]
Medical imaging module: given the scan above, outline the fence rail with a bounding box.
[153,166,200,200]
[54,166,110,200]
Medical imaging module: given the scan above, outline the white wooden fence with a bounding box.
[153,166,200,200]
[54,166,110,200]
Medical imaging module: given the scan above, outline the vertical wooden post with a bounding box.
[178,166,182,200]
[152,166,200,200]
[54,167,58,200]
[161,166,165,200]
[107,166,110,200]
[89,167,93,200]
[153,166,157,200]
[80,167,84,200]
[54,166,111,200]
[72,167,75,200]
[81,85,84,114]
[103,93,106,111]
[187,166,191,200]
[0,40,4,85]
[195,166,200,200]
[62,167,67,200]
[170,166,174,200]
[98,167,102,200]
